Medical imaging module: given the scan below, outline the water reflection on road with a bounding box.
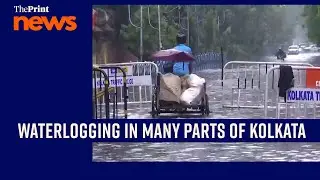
[93,143,320,162]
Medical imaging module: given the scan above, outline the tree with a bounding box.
[93,5,302,62]
[303,5,320,44]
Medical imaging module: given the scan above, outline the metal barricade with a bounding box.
[264,66,320,119]
[222,61,314,109]
[93,67,109,119]
[92,66,128,119]
[97,62,159,106]
[193,51,225,72]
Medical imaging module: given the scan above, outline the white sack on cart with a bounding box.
[180,74,205,105]
[180,86,203,105]
[187,74,206,87]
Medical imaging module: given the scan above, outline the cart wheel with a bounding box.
[151,94,156,118]
[151,94,159,118]
[201,96,206,116]
[151,104,156,118]
[205,94,210,116]
[151,111,157,118]
[201,109,205,116]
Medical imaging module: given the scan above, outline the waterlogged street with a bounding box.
[102,52,320,119]
[93,143,320,162]
[93,53,320,162]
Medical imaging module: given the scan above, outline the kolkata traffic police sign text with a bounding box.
[287,88,320,103]
[94,76,152,87]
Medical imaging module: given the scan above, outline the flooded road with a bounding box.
[93,143,320,162]
[93,52,320,162]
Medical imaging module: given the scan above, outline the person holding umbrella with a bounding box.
[172,33,193,76]
[151,33,194,74]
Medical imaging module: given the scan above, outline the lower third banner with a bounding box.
[16,119,320,142]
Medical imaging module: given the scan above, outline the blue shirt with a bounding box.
[173,44,192,76]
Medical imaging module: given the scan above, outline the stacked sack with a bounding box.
[180,74,206,105]
[158,73,182,103]
[158,73,205,105]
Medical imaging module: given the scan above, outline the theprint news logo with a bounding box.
[13,5,77,31]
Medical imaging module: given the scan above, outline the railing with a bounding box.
[155,51,226,74]
[222,61,314,109]
[264,66,320,119]
[92,66,128,119]
[92,67,109,119]
[96,62,158,105]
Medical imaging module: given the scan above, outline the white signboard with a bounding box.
[93,75,152,88]
[101,66,133,77]
[286,88,320,103]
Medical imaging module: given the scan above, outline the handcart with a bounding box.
[150,49,210,118]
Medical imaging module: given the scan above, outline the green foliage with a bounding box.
[303,5,320,44]
[94,5,305,60]
[120,5,181,57]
